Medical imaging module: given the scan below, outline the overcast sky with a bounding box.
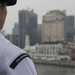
[3,0,75,34]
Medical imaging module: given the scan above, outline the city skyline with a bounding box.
[3,0,75,34]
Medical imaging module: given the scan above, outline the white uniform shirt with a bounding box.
[0,33,37,75]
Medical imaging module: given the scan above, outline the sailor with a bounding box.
[0,0,37,75]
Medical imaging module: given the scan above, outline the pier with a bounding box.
[33,59,75,67]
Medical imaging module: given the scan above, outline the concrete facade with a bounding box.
[18,9,37,48]
[42,10,66,43]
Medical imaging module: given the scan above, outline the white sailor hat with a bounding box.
[0,0,17,6]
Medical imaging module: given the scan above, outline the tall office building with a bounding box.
[18,9,37,48]
[37,24,42,43]
[65,16,75,42]
[12,23,19,46]
[42,10,66,43]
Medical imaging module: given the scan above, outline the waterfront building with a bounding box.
[25,34,30,47]
[71,48,75,61]
[65,16,75,42]
[18,9,37,48]
[42,10,66,43]
[24,41,72,60]
[34,42,63,60]
[73,35,75,43]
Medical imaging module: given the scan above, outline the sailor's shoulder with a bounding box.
[1,42,26,67]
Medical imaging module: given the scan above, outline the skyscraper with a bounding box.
[37,24,42,43]
[18,9,37,48]
[12,23,19,46]
[65,16,75,42]
[42,10,66,43]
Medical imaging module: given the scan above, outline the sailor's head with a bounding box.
[0,0,17,30]
[0,0,17,6]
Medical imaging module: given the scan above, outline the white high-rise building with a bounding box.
[42,10,66,43]
[25,34,30,47]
